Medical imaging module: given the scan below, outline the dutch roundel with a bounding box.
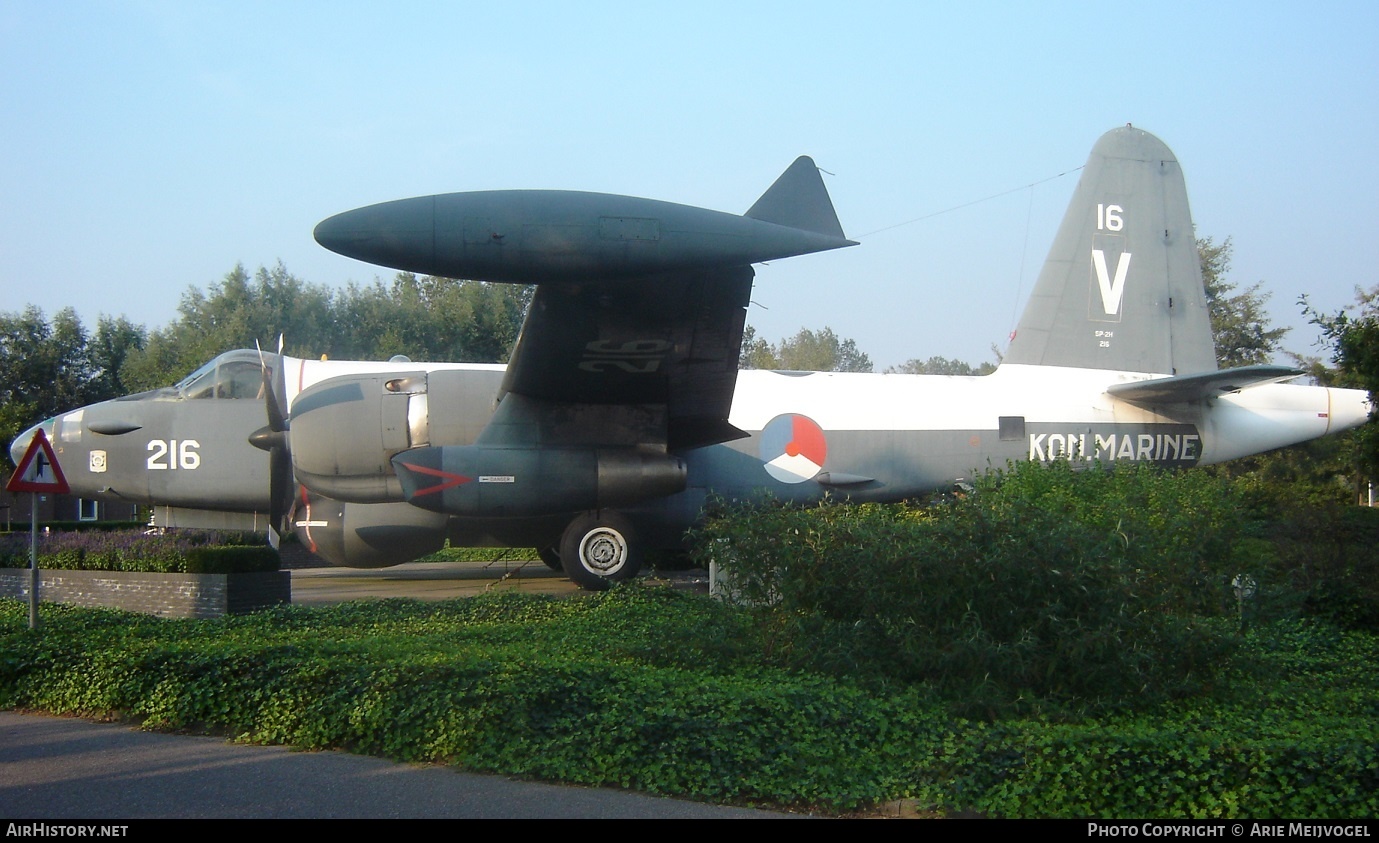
[759,414,827,484]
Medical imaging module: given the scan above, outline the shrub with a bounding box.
[1262,504,1379,632]
[692,461,1247,718]
[0,530,278,574]
[183,545,280,574]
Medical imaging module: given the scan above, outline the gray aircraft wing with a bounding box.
[498,266,754,451]
[314,156,854,463]
[493,156,851,452]
[1107,364,1303,405]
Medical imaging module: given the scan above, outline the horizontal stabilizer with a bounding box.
[1107,364,1303,405]
[746,156,851,240]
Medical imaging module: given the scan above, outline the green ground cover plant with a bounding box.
[2,462,1375,816]
[1,592,1374,816]
[418,545,541,563]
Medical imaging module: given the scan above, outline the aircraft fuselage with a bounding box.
[22,354,1366,564]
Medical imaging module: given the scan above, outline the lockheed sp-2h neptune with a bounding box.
[13,126,1372,589]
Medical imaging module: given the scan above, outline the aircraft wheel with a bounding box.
[559,511,642,590]
[537,545,563,571]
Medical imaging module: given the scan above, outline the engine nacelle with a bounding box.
[288,369,504,504]
[295,490,449,569]
[393,444,686,517]
[288,372,429,502]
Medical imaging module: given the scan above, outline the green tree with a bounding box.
[887,355,996,376]
[1305,284,1379,485]
[119,264,531,391]
[738,326,872,372]
[738,325,778,370]
[120,263,339,390]
[87,316,147,400]
[1192,236,1358,500]
[0,307,99,467]
[333,273,529,363]
[1199,236,1289,367]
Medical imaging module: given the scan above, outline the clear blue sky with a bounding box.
[3,1,1376,371]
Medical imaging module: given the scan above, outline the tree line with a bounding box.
[3,240,1375,488]
[0,263,530,461]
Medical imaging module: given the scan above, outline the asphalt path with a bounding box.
[0,712,789,819]
[2,561,786,820]
[287,557,712,603]
[288,556,586,602]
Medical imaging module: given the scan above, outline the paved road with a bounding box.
[287,557,711,604]
[0,712,791,819]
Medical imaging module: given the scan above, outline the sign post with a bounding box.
[6,428,70,630]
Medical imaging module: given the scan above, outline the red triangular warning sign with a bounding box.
[7,427,70,494]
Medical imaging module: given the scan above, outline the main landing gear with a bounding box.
[557,511,643,591]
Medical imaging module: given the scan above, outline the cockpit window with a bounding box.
[176,350,268,400]
[178,362,218,400]
[218,360,265,399]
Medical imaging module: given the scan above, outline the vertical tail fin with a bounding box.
[745,156,849,239]
[1003,126,1216,375]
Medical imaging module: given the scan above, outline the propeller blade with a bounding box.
[269,436,294,543]
[254,337,295,540]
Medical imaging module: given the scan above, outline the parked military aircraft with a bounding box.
[12,126,1372,588]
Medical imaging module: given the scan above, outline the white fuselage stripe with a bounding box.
[279,358,1370,469]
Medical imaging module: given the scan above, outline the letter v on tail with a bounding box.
[1091,249,1131,317]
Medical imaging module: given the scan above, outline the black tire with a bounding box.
[559,511,642,590]
[537,545,563,572]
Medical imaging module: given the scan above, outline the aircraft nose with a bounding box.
[10,422,44,467]
[314,196,436,272]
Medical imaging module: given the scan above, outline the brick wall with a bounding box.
[0,568,290,619]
